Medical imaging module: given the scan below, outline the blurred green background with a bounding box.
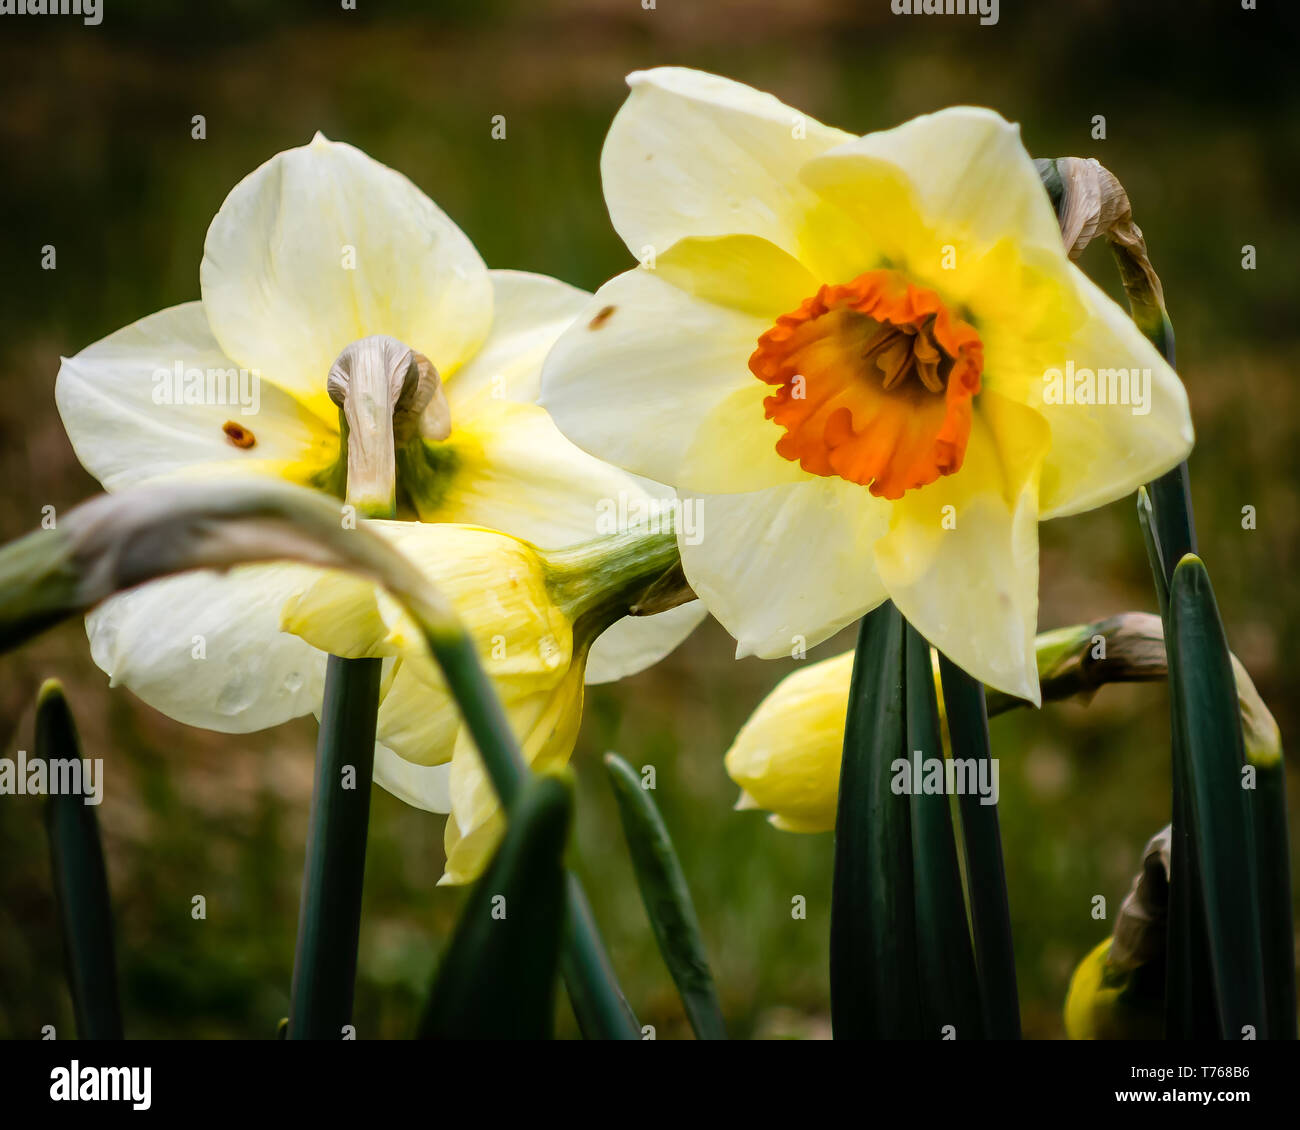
[1,0,1296,1039]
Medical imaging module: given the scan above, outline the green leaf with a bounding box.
[560,874,642,1040]
[1165,674,1219,1040]
[1168,555,1267,1038]
[937,654,1021,1039]
[831,601,921,1038]
[905,628,982,1039]
[287,655,382,1040]
[1136,488,1169,621]
[604,752,726,1040]
[35,680,123,1041]
[1252,758,1297,1039]
[1147,466,1197,583]
[419,773,572,1040]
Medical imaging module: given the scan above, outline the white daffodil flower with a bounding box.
[55,134,704,814]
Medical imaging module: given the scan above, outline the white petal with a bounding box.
[602,67,852,259]
[200,134,492,418]
[873,393,1048,705]
[1035,270,1194,519]
[585,600,707,685]
[444,269,590,405]
[373,741,452,813]
[541,267,804,493]
[55,303,338,491]
[425,398,680,549]
[86,565,328,732]
[678,478,891,660]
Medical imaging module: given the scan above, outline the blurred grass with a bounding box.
[0,0,1296,1039]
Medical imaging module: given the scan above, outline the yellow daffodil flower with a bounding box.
[1065,827,1169,1039]
[1064,938,1163,1040]
[728,619,1276,835]
[279,519,685,884]
[727,651,853,834]
[541,68,1194,702]
[55,134,703,810]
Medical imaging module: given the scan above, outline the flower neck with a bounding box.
[544,524,693,645]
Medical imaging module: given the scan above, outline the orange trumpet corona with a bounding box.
[750,270,983,500]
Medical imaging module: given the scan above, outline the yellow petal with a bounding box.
[441,666,586,884]
[724,650,854,834]
[368,660,460,767]
[795,156,938,284]
[279,521,573,766]
[200,134,492,420]
[654,234,820,320]
[801,106,1063,259]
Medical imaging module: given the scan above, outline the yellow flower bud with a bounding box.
[724,651,853,835]
[281,518,686,883]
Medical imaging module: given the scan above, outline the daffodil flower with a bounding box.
[279,519,686,885]
[541,68,1194,701]
[55,134,703,808]
[727,619,1275,834]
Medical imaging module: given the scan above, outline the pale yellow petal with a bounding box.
[441,667,586,884]
[541,266,801,493]
[55,303,338,491]
[874,392,1049,704]
[373,741,452,813]
[287,522,570,676]
[200,134,491,419]
[725,650,854,834]
[585,601,707,686]
[444,269,590,405]
[677,478,891,661]
[601,67,852,260]
[370,660,460,767]
[86,564,327,733]
[1033,271,1194,518]
[802,106,1063,259]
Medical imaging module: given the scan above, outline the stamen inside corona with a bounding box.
[750,270,982,499]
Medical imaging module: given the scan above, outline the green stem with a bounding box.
[36,680,123,1040]
[427,632,638,1039]
[938,655,1021,1040]
[287,655,382,1039]
[604,752,726,1040]
[419,774,571,1040]
[906,628,982,1039]
[560,874,642,1039]
[285,395,396,1035]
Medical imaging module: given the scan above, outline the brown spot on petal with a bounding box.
[222,421,256,449]
[588,305,616,330]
